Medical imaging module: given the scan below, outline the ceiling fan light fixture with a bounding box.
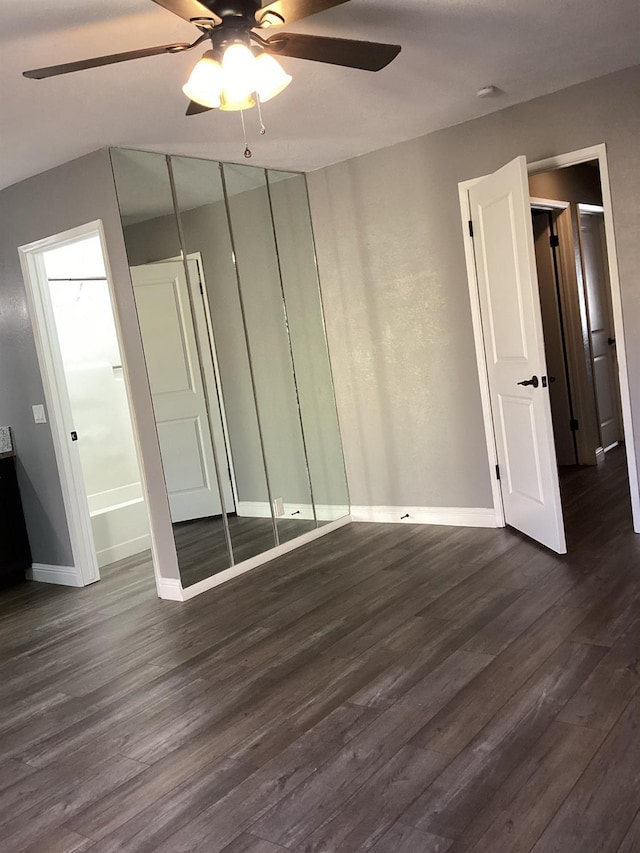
[254,53,292,102]
[182,50,222,108]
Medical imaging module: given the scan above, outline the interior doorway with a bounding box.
[460,145,640,554]
[530,161,624,469]
[19,221,155,588]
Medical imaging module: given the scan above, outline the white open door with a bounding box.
[469,156,566,553]
[131,259,234,523]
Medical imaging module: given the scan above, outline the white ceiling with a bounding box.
[1,0,639,191]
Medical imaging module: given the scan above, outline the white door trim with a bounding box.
[19,222,105,586]
[578,203,605,215]
[186,253,240,511]
[19,220,160,587]
[530,197,570,211]
[459,179,505,526]
[459,143,640,534]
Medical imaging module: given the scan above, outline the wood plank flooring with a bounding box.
[1,447,639,851]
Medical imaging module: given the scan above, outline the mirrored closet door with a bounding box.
[110,147,349,589]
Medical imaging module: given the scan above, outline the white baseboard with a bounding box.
[28,563,84,587]
[236,501,349,523]
[96,533,152,568]
[181,514,352,601]
[350,505,499,528]
[156,577,184,602]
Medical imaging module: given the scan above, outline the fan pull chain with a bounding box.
[256,96,266,135]
[240,109,252,159]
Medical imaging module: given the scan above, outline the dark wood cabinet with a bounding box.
[0,456,31,586]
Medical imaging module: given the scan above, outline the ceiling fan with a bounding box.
[23,0,401,117]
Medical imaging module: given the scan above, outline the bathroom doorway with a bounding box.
[19,221,154,587]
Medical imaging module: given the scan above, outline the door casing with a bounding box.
[459,143,640,535]
[19,220,157,587]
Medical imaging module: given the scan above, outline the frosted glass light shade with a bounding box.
[255,53,292,102]
[183,45,292,113]
[182,51,223,108]
[222,43,257,103]
[219,92,256,112]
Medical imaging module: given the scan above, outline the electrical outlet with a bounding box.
[272,497,285,517]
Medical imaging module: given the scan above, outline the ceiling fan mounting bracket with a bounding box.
[200,0,262,22]
[191,17,220,30]
[207,19,255,51]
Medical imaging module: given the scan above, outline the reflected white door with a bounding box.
[579,209,622,451]
[469,156,566,553]
[131,259,234,523]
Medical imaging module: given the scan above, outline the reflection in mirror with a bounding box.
[222,162,317,545]
[171,154,278,568]
[266,170,349,524]
[111,148,232,587]
[110,147,350,592]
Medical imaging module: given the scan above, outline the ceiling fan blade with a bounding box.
[186,100,213,115]
[151,0,220,25]
[257,0,349,26]
[23,43,192,79]
[265,33,401,71]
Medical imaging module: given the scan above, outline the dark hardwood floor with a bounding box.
[1,447,639,851]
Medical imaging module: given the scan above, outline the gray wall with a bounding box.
[307,64,640,510]
[0,150,178,577]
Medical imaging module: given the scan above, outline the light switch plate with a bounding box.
[32,404,47,424]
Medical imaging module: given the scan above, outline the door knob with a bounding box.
[517,375,539,388]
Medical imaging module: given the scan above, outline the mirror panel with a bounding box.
[111,148,232,587]
[170,154,278,567]
[266,170,350,523]
[222,162,317,545]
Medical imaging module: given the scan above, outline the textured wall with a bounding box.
[0,150,178,577]
[307,65,640,510]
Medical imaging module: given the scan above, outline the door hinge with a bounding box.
[570,418,579,431]
[468,220,474,238]
[495,464,501,480]
[549,234,559,248]
[199,282,204,295]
